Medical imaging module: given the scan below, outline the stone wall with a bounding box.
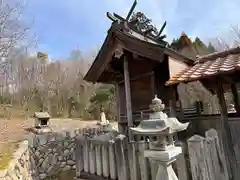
[28,130,81,180]
[0,129,84,180]
[0,141,32,180]
[0,127,109,180]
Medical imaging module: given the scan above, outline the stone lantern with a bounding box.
[130,95,189,180]
[32,112,52,134]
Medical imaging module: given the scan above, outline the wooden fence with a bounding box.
[75,128,188,180]
[119,101,203,124]
[187,129,229,180]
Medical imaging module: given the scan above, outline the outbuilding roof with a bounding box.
[166,47,240,85]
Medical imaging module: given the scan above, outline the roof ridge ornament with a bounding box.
[106,0,168,45]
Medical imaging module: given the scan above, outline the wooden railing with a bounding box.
[119,102,203,123]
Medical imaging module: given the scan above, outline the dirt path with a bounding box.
[0,118,105,144]
[0,118,117,169]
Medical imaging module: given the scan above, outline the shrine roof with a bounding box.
[84,1,194,83]
[84,23,194,83]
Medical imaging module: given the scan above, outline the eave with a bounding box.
[84,24,195,83]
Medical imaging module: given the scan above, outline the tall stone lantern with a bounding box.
[131,95,189,180]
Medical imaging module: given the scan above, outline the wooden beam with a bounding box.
[123,53,133,140]
[216,79,237,179]
[231,83,240,115]
[115,32,165,63]
[118,71,154,84]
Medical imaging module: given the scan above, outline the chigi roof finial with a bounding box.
[106,0,168,45]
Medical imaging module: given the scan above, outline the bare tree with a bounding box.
[0,0,36,60]
[231,25,240,47]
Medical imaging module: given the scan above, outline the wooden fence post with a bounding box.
[89,140,96,174]
[95,144,102,176]
[114,135,129,180]
[187,135,210,180]
[83,137,89,173]
[138,141,150,180]
[205,129,229,180]
[75,135,84,178]
[109,140,117,179]
[188,129,230,180]
[102,144,110,178]
[128,141,140,180]
[175,141,189,180]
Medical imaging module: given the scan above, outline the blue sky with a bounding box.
[25,0,240,59]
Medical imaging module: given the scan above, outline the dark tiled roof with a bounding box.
[166,47,240,85]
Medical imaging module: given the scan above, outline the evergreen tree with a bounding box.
[207,42,216,53]
[88,86,116,120]
[193,37,207,49]
[170,32,192,50]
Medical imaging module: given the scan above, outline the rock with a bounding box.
[38,158,44,166]
[50,155,57,166]
[38,169,44,173]
[72,165,76,170]
[41,154,52,170]
[63,149,69,156]
[70,147,74,153]
[35,151,40,157]
[30,170,37,176]
[63,165,71,171]
[60,162,66,168]
[48,149,52,153]
[72,153,76,161]
[46,166,53,174]
[0,170,7,178]
[39,173,47,179]
[67,160,75,165]
[5,176,12,180]
[63,141,69,147]
[7,170,18,180]
[39,135,47,145]
[58,156,63,161]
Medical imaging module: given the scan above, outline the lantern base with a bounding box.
[154,163,178,180]
[144,147,182,180]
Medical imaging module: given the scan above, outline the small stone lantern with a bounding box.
[33,112,52,134]
[131,95,189,180]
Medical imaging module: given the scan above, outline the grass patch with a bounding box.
[0,143,18,170]
[46,170,76,180]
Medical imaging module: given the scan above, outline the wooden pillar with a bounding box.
[151,71,156,98]
[231,83,240,114]
[123,53,133,140]
[173,85,184,120]
[216,80,237,180]
[168,85,177,117]
[115,83,124,133]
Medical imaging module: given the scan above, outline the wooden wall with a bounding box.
[117,55,175,125]
[130,74,154,111]
[118,73,154,124]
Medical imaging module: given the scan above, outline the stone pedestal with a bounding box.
[31,126,52,134]
[144,147,182,180]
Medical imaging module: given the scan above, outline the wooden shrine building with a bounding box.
[84,2,240,178]
[84,2,194,136]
